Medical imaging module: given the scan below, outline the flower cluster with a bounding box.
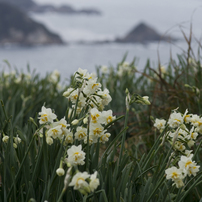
[63,68,111,111]
[37,68,116,195]
[154,109,200,188]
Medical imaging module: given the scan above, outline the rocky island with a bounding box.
[0,2,63,46]
[116,22,174,44]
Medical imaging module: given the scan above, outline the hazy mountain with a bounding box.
[0,2,64,46]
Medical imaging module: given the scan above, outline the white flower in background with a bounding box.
[101,110,116,125]
[159,66,166,74]
[101,65,108,74]
[75,127,87,141]
[69,171,90,190]
[89,171,100,192]
[84,135,94,145]
[49,69,60,83]
[38,106,57,124]
[90,108,102,124]
[2,135,9,143]
[168,111,184,128]
[46,136,53,145]
[100,133,111,143]
[178,155,200,177]
[56,168,65,176]
[64,131,73,144]
[67,145,86,166]
[47,125,62,139]
[154,118,166,131]
[173,179,184,188]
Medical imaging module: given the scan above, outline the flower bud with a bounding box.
[63,91,71,97]
[71,119,79,125]
[142,96,151,105]
[14,136,21,144]
[2,136,9,143]
[13,143,17,149]
[46,136,53,145]
[56,168,65,176]
[83,117,88,124]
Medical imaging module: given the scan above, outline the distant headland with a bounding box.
[0,2,64,46]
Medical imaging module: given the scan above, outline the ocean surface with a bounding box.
[1,0,202,81]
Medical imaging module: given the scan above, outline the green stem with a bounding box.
[118,108,129,166]
[7,133,36,200]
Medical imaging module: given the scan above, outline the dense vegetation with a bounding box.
[1,35,202,201]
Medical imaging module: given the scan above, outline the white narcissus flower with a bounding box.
[90,123,105,141]
[75,127,87,141]
[101,110,116,125]
[154,118,166,131]
[178,155,200,177]
[101,65,108,74]
[83,78,101,96]
[89,171,100,192]
[75,68,88,81]
[90,108,102,124]
[2,136,9,143]
[69,171,90,190]
[97,88,112,106]
[100,133,111,143]
[64,131,73,144]
[67,145,86,166]
[56,168,65,176]
[84,135,94,145]
[174,141,185,152]
[69,89,79,104]
[52,117,69,131]
[173,179,184,188]
[38,106,57,124]
[165,166,183,181]
[47,125,62,139]
[168,111,184,128]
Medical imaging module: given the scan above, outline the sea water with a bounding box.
[0,0,202,81]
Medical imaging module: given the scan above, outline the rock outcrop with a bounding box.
[116,22,174,43]
[0,2,64,46]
